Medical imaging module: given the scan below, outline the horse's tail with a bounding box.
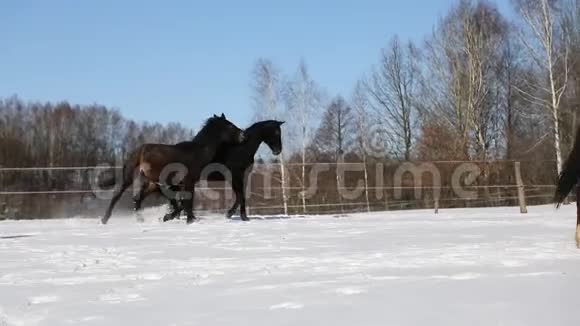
[555,127,580,207]
[97,148,142,189]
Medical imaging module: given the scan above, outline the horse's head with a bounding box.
[206,113,245,144]
[262,120,284,156]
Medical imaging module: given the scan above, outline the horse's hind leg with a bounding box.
[102,178,132,225]
[228,177,249,221]
[132,175,151,223]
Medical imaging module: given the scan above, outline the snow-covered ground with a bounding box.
[1,205,580,326]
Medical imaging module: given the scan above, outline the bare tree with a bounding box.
[312,96,354,159]
[499,30,542,160]
[284,60,321,213]
[423,0,508,161]
[312,96,354,212]
[513,0,571,174]
[464,2,508,160]
[502,37,523,160]
[251,58,289,215]
[366,36,419,160]
[352,81,372,212]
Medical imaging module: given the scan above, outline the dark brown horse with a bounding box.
[137,120,284,222]
[100,114,245,225]
[555,127,580,244]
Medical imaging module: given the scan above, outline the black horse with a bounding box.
[555,127,580,243]
[137,120,284,222]
[99,114,245,225]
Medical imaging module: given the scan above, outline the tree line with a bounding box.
[0,96,194,170]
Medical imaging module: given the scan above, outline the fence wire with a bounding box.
[0,160,560,219]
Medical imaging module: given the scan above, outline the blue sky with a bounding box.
[0,0,512,130]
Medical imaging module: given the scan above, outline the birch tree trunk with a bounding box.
[515,0,570,175]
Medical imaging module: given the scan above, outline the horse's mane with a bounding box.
[245,120,279,134]
[195,117,221,139]
[555,127,580,206]
[174,117,221,149]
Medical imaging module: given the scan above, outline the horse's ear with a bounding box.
[213,114,219,118]
[221,113,226,119]
[279,121,285,126]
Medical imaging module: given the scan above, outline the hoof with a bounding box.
[241,216,250,222]
[225,211,235,219]
[163,214,176,222]
[101,218,109,225]
[186,217,197,225]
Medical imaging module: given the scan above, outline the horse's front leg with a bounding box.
[226,189,241,219]
[162,185,183,222]
[183,181,197,225]
[235,178,249,222]
[164,197,183,222]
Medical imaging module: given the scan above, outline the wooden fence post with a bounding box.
[279,160,289,216]
[514,161,527,214]
[576,183,580,249]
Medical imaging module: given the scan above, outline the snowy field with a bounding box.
[1,205,580,326]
